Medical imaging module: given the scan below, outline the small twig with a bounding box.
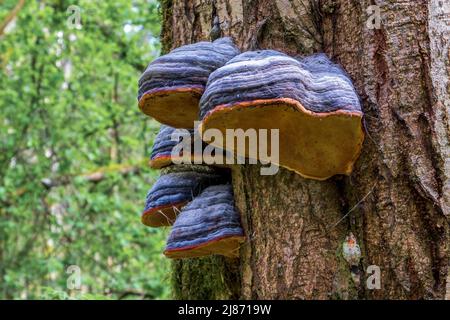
[329,181,378,230]
[157,209,174,225]
[227,231,260,257]
[0,0,26,36]
[362,116,378,147]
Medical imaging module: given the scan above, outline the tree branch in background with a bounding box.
[0,0,26,37]
[40,161,145,189]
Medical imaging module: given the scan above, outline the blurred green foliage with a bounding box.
[0,0,169,299]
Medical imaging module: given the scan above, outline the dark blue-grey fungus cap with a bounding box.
[138,37,240,129]
[141,165,227,227]
[164,184,245,259]
[149,125,196,169]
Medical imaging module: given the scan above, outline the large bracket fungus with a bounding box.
[138,37,240,128]
[141,165,226,227]
[164,184,245,259]
[199,51,365,180]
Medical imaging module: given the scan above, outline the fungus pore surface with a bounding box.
[199,51,364,180]
[138,37,240,128]
[164,184,245,259]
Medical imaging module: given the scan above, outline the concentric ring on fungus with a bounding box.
[138,37,240,128]
[164,184,245,259]
[149,125,231,169]
[198,51,365,180]
[141,164,226,227]
[149,125,200,169]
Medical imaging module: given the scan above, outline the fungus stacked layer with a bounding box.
[150,125,196,169]
[138,37,240,128]
[199,51,364,180]
[141,165,225,227]
[164,184,245,259]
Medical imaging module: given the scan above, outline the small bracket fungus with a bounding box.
[150,125,196,169]
[138,37,240,128]
[150,124,233,169]
[164,184,245,259]
[199,51,364,180]
[141,165,226,227]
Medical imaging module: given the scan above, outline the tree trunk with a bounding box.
[163,0,450,299]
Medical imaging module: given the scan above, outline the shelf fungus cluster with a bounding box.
[199,51,364,180]
[138,37,240,128]
[138,38,244,259]
[137,38,364,259]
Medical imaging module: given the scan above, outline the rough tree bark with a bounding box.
[162,0,450,299]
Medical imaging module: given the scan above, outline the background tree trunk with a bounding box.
[162,0,450,299]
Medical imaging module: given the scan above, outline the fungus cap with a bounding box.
[199,51,364,180]
[164,184,245,259]
[150,125,233,168]
[149,125,197,169]
[141,165,225,227]
[138,37,240,128]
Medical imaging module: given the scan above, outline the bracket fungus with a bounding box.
[164,184,245,259]
[150,125,196,169]
[150,125,233,169]
[141,165,226,227]
[199,51,364,180]
[138,37,240,128]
